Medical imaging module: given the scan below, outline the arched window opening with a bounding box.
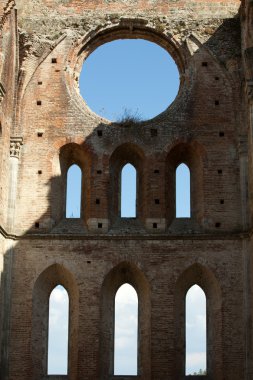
[114,283,138,375]
[121,164,137,218]
[176,163,190,218]
[48,285,69,375]
[186,285,206,376]
[66,164,82,218]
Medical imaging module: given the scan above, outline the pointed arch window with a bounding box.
[185,284,207,375]
[114,283,138,375]
[121,164,137,217]
[176,163,190,218]
[66,164,82,218]
[48,285,69,375]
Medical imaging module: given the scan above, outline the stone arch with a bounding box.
[32,263,79,380]
[100,261,151,380]
[74,22,184,76]
[174,263,222,380]
[109,143,145,222]
[166,141,206,226]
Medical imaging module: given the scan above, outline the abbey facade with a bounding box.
[0,0,252,379]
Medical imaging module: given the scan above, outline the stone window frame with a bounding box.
[174,263,222,380]
[99,262,151,380]
[109,143,145,223]
[51,143,91,225]
[166,142,206,226]
[32,264,79,379]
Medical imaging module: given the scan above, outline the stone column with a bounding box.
[0,137,22,379]
[7,137,23,232]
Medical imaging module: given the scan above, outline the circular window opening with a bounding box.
[79,39,180,122]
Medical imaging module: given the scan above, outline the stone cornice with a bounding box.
[0,223,250,241]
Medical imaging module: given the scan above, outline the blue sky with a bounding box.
[49,39,206,376]
[79,39,179,121]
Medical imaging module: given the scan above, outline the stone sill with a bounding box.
[0,221,248,241]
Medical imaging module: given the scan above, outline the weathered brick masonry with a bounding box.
[0,0,253,379]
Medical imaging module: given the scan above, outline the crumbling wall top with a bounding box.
[15,0,241,20]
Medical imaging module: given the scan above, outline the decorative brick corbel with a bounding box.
[10,137,23,159]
